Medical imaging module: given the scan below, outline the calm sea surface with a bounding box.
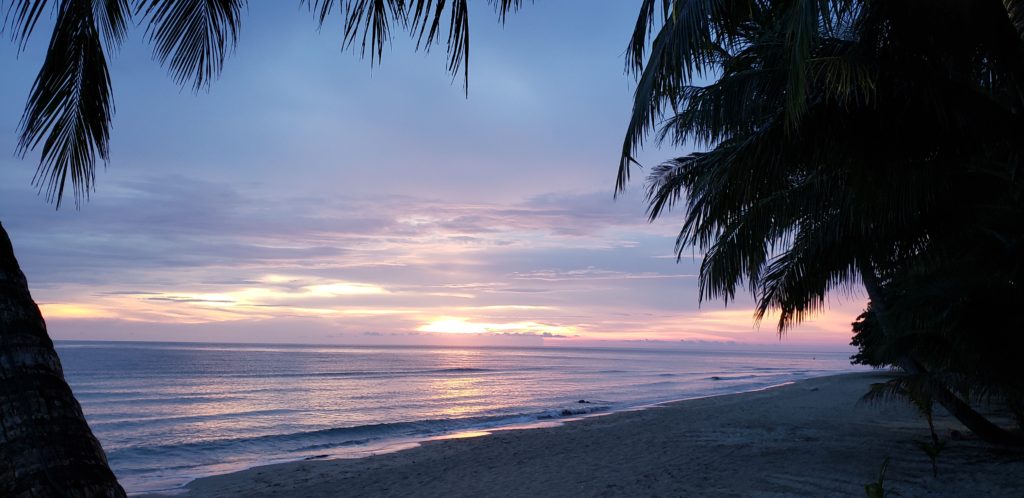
[55,341,861,494]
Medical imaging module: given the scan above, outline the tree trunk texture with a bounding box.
[859,261,1024,447]
[0,223,125,497]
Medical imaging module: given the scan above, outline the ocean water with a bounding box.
[55,341,861,494]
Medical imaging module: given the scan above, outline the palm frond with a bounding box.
[17,0,113,208]
[1003,0,1024,42]
[489,0,523,24]
[307,0,525,94]
[755,235,860,331]
[3,0,50,50]
[94,0,131,49]
[336,0,403,66]
[625,0,658,77]
[442,0,469,90]
[619,0,740,192]
[620,0,863,191]
[140,0,246,91]
[861,377,915,406]
[778,0,819,126]
[407,0,524,92]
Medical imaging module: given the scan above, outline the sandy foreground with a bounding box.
[148,372,1024,497]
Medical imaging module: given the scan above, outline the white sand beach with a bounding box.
[150,372,1024,497]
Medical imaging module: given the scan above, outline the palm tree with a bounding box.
[622,0,1024,444]
[0,0,521,494]
[0,225,124,496]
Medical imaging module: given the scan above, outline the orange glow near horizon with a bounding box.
[39,303,118,319]
[40,283,864,346]
[35,251,865,346]
[415,317,578,336]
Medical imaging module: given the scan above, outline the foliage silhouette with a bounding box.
[624,0,1024,444]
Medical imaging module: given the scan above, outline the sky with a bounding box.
[0,1,865,349]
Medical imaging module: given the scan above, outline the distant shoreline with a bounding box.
[142,372,1024,497]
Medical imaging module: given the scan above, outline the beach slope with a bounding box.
[162,372,1023,497]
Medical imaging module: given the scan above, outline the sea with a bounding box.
[55,341,862,494]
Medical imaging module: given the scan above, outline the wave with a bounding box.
[77,394,248,406]
[90,408,305,430]
[631,380,681,389]
[207,367,501,379]
[707,375,756,381]
[75,367,503,386]
[705,373,787,381]
[106,403,613,467]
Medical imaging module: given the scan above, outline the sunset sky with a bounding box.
[0,1,865,349]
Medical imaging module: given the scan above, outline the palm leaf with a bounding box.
[95,0,132,49]
[3,0,51,50]
[619,0,740,192]
[409,0,523,91]
[140,0,246,91]
[1004,0,1024,42]
[17,0,113,208]
[307,0,524,94]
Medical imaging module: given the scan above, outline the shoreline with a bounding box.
[129,373,841,495]
[141,372,1024,497]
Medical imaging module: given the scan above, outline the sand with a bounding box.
[149,372,1024,497]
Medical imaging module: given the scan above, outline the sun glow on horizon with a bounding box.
[415,317,577,336]
[39,303,118,319]
[23,206,863,347]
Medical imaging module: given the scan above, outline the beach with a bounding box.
[59,342,859,492]
[153,372,1024,497]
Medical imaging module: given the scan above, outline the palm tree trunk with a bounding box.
[859,261,1024,447]
[0,222,125,497]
